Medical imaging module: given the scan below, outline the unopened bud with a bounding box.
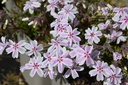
[28,21,34,26]
[22,17,29,21]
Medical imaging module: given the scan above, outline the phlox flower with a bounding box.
[76,45,94,66]
[25,40,43,57]
[59,4,78,21]
[85,26,102,44]
[113,52,122,61]
[23,0,41,14]
[60,25,81,46]
[43,51,55,68]
[112,7,128,22]
[50,14,68,30]
[21,57,44,77]
[105,65,122,85]
[110,30,122,41]
[47,0,58,14]
[6,40,26,58]
[89,60,110,81]
[64,61,84,79]
[0,36,8,54]
[98,20,110,30]
[53,47,73,73]
[48,37,68,53]
[120,14,128,30]
[50,24,68,37]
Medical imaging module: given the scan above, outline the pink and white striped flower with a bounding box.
[6,40,26,58]
[112,7,128,22]
[53,47,73,73]
[60,25,81,46]
[105,65,122,85]
[21,57,44,77]
[25,40,43,57]
[76,45,94,66]
[44,66,55,79]
[85,26,102,44]
[120,14,128,30]
[59,4,78,21]
[23,0,41,14]
[89,60,110,81]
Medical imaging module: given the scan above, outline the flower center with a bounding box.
[13,44,18,50]
[90,32,95,37]
[33,63,39,69]
[58,57,63,63]
[97,66,103,73]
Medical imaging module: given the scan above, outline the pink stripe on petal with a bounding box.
[12,50,18,58]
[71,69,79,79]
[58,63,64,73]
[30,69,36,77]
[97,73,104,81]
[37,68,44,77]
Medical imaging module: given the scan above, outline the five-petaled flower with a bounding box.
[76,45,94,66]
[105,65,122,85]
[60,25,81,46]
[25,40,43,57]
[6,40,26,58]
[89,60,110,81]
[23,0,41,14]
[59,4,78,21]
[85,26,102,44]
[53,47,73,73]
[21,57,44,77]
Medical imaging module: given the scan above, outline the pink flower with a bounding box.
[112,7,128,21]
[98,20,110,30]
[53,47,73,73]
[48,37,67,53]
[120,14,128,30]
[50,14,68,30]
[0,36,8,54]
[59,4,78,21]
[21,57,44,77]
[105,65,122,85]
[113,52,122,61]
[43,51,55,68]
[110,30,122,42]
[89,60,110,81]
[6,40,26,58]
[60,25,81,46]
[76,45,94,66]
[85,26,102,44]
[64,61,84,79]
[25,40,43,57]
[23,0,41,14]
[47,0,58,14]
